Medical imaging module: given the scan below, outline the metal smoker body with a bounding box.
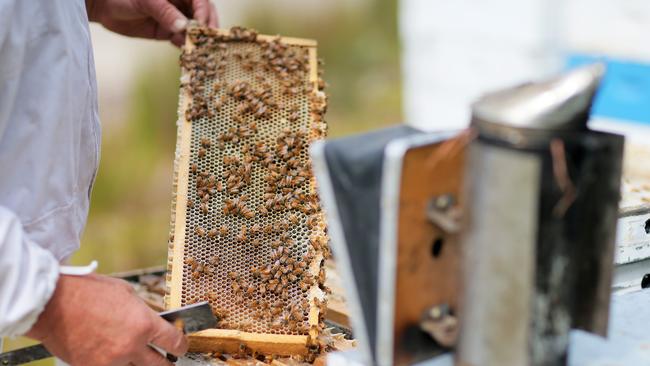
[457,65,624,366]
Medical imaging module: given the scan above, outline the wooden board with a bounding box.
[189,330,308,355]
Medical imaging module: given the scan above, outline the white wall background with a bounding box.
[400,0,650,132]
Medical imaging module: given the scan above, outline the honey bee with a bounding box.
[289,306,303,321]
[215,226,227,238]
[303,275,315,286]
[250,266,260,277]
[306,215,318,229]
[241,207,255,219]
[216,181,223,192]
[184,256,197,266]
[231,281,241,293]
[212,304,230,320]
[300,299,310,311]
[187,199,194,208]
[190,163,198,174]
[198,147,206,158]
[209,255,220,266]
[249,224,261,234]
[223,155,239,165]
[246,285,256,295]
[271,306,282,316]
[200,137,211,148]
[303,252,314,264]
[258,205,269,216]
[228,271,239,280]
[268,282,278,292]
[288,213,299,225]
[318,267,326,284]
[299,281,310,292]
[200,202,209,214]
[251,238,261,247]
[195,226,206,237]
[207,228,218,238]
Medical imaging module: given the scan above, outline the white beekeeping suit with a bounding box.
[0,0,100,338]
[399,0,564,131]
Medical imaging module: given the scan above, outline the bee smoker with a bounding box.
[456,64,624,366]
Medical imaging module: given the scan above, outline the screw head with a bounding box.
[433,194,455,211]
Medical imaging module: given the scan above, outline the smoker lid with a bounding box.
[471,63,605,144]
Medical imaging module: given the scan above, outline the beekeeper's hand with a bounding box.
[25,274,188,366]
[86,0,219,47]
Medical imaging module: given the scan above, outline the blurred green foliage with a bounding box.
[71,0,401,274]
[72,54,181,273]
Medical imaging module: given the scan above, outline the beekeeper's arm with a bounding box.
[0,207,60,337]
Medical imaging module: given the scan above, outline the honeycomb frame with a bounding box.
[164,26,329,356]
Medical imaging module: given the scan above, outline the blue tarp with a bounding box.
[567,54,650,125]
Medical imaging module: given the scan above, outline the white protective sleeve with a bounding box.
[0,206,59,337]
[0,0,99,338]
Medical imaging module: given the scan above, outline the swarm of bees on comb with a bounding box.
[165,25,331,359]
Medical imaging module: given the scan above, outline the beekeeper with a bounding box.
[0,0,217,365]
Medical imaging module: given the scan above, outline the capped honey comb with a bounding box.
[164,26,329,357]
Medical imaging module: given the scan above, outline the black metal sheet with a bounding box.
[160,301,217,334]
[321,125,421,360]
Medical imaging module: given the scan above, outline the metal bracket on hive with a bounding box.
[376,131,469,366]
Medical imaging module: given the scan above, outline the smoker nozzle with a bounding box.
[471,63,605,144]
